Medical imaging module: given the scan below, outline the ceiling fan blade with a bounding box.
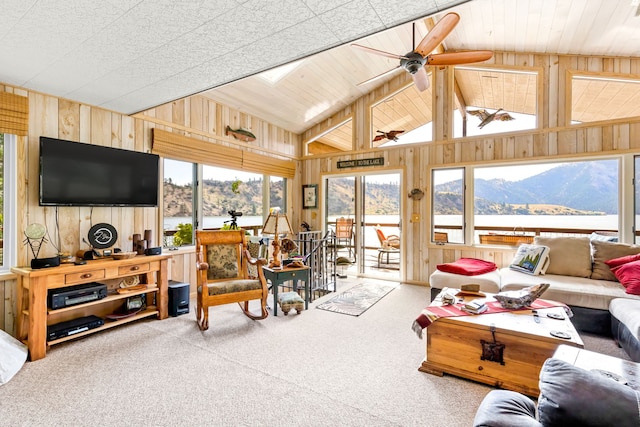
[357,65,402,87]
[351,43,405,60]
[414,12,460,57]
[411,67,430,91]
[427,50,494,66]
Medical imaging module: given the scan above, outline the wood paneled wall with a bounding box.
[299,51,640,285]
[0,89,299,335]
[3,50,640,333]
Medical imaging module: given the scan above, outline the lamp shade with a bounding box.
[262,212,293,236]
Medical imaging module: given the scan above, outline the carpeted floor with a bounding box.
[0,279,631,426]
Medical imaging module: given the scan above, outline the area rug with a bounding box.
[316,282,396,316]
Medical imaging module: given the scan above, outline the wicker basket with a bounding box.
[478,234,534,246]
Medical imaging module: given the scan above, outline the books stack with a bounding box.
[461,299,488,315]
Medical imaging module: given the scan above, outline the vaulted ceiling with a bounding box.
[2,0,640,139]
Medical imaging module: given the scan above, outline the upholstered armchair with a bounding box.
[195,230,269,331]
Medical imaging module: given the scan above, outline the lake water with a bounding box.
[164,214,623,246]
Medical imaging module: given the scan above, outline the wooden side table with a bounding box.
[262,266,310,316]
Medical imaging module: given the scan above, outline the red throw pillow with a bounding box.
[605,253,640,269]
[611,260,640,295]
[436,257,497,276]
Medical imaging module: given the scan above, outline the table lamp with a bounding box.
[262,208,293,269]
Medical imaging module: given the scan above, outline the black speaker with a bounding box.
[145,246,162,256]
[31,256,60,269]
[168,280,190,317]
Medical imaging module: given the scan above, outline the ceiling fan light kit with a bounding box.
[352,12,493,91]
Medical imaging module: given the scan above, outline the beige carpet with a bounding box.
[0,279,629,426]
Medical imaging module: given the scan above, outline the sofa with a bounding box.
[473,358,640,427]
[610,298,640,362]
[430,236,640,351]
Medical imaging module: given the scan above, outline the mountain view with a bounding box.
[163,178,284,217]
[436,159,619,215]
[163,159,622,218]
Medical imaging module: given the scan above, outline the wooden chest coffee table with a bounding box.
[419,289,584,397]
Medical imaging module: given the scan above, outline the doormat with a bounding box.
[316,282,395,316]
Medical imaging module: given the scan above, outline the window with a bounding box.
[201,166,263,229]
[635,156,640,245]
[570,73,640,124]
[0,133,16,271]
[269,176,286,211]
[163,160,286,248]
[432,158,622,245]
[431,168,464,244]
[163,159,195,247]
[371,80,433,147]
[453,66,538,138]
[306,119,352,155]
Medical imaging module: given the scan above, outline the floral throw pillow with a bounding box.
[509,244,550,275]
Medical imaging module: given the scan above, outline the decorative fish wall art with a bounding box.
[225,125,256,142]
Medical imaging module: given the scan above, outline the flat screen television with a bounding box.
[39,137,159,207]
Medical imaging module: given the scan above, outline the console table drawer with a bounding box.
[118,263,150,276]
[65,269,106,285]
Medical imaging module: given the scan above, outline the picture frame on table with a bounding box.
[302,184,318,209]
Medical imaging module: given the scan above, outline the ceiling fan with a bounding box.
[351,12,493,91]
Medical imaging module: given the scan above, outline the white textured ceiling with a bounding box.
[0,0,468,114]
[3,0,640,135]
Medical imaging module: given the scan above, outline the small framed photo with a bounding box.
[302,184,318,209]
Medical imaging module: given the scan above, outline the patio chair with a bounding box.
[335,217,355,259]
[195,229,269,331]
[374,225,400,249]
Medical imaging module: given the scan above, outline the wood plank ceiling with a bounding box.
[202,0,640,151]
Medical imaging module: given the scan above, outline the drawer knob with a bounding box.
[81,273,92,279]
[131,266,140,271]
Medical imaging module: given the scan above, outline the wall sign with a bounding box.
[337,157,384,169]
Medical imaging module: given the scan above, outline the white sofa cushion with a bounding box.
[429,269,501,294]
[609,298,640,339]
[500,267,640,310]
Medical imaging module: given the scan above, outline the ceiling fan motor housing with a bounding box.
[400,52,426,74]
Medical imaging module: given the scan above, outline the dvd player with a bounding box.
[47,315,104,341]
[48,282,108,309]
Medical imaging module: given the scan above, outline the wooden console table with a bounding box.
[12,254,171,361]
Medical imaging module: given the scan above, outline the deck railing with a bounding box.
[433,225,620,245]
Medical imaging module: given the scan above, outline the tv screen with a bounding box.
[39,137,159,207]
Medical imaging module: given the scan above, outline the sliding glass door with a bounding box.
[325,172,401,280]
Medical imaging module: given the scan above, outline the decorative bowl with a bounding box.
[111,251,137,260]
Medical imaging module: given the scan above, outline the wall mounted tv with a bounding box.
[39,137,159,207]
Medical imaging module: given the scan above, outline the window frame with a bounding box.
[451,64,543,139]
[430,154,632,246]
[162,159,287,248]
[1,133,16,272]
[567,71,640,126]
